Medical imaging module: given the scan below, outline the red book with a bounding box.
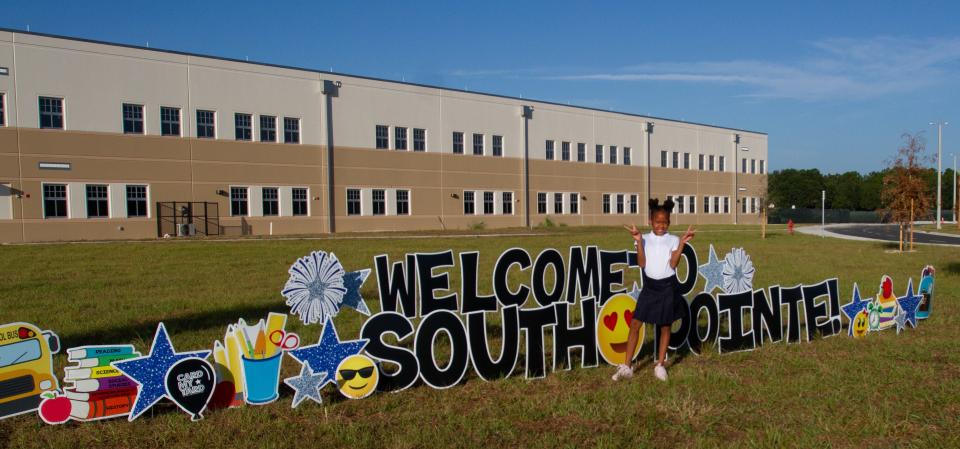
[69,393,135,421]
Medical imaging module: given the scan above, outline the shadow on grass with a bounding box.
[945,262,960,275]
[62,303,281,349]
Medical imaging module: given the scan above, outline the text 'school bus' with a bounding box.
[0,322,60,419]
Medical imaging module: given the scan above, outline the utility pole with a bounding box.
[930,121,948,229]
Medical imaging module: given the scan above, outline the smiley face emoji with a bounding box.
[852,310,868,338]
[336,354,378,399]
[596,293,644,365]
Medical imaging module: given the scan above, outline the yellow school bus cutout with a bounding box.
[0,322,60,420]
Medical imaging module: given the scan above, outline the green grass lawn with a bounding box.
[0,226,957,448]
[916,223,960,235]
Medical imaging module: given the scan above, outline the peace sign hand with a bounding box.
[623,224,642,242]
[680,225,696,245]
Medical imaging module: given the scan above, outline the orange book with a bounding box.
[69,393,135,421]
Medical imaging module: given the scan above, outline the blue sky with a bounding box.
[3,1,959,173]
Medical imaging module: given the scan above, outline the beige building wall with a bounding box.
[0,29,767,243]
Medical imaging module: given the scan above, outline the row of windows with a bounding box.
[464,191,513,215]
[34,97,302,143]
[602,194,641,215]
[229,186,310,217]
[453,132,504,156]
[742,197,760,214]
[375,125,428,151]
[345,188,411,216]
[659,150,766,174]
[546,141,632,165]
[536,192,580,215]
[663,195,731,215]
[42,183,148,219]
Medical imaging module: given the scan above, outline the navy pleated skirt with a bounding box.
[633,273,687,326]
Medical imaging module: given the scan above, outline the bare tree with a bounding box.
[881,133,933,249]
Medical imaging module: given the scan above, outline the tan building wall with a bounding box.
[0,29,767,243]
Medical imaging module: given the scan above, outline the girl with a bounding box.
[612,198,695,382]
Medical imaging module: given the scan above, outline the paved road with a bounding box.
[828,224,960,245]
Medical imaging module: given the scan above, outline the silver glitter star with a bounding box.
[283,363,327,408]
[894,309,907,335]
[698,244,726,294]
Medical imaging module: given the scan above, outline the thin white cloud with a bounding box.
[451,36,960,101]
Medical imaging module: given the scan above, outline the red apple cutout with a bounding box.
[207,381,236,410]
[39,392,72,425]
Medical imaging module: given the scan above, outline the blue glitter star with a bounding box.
[841,283,871,336]
[698,244,725,293]
[897,278,923,329]
[112,323,210,421]
[894,309,908,334]
[283,362,328,408]
[288,318,368,389]
[341,269,371,315]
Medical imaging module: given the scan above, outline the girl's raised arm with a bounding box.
[669,225,696,268]
[624,224,646,268]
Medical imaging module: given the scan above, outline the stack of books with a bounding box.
[62,345,141,421]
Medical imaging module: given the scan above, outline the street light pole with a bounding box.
[953,153,957,225]
[930,121,948,229]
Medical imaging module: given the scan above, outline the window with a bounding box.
[676,196,685,214]
[602,194,611,214]
[395,127,408,150]
[396,190,410,215]
[610,146,617,164]
[596,145,603,163]
[484,191,495,214]
[661,151,668,168]
[39,97,64,129]
[126,185,148,218]
[260,116,277,142]
[347,189,361,216]
[742,197,748,214]
[577,143,585,162]
[537,192,547,214]
[713,196,720,214]
[707,155,714,171]
[376,125,389,149]
[561,142,570,161]
[235,113,252,141]
[85,185,109,218]
[616,194,624,214]
[723,197,730,214]
[630,194,638,214]
[160,106,181,136]
[704,196,710,214]
[453,132,464,154]
[742,158,748,173]
[751,197,757,214]
[261,187,278,216]
[545,140,554,160]
[372,189,385,215]
[622,147,631,165]
[502,192,513,214]
[473,133,484,155]
[0,92,5,126]
[751,159,756,174]
[683,152,690,169]
[230,187,248,216]
[414,128,426,151]
[464,191,475,214]
[672,151,679,168]
[698,154,704,170]
[719,156,726,172]
[554,193,563,214]
[283,117,300,144]
[688,196,695,214]
[570,193,579,214]
[197,110,215,138]
[759,160,765,174]
[122,103,144,134]
[492,135,503,156]
[292,188,308,216]
[43,184,67,218]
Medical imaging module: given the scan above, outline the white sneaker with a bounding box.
[611,364,634,381]
[654,363,668,381]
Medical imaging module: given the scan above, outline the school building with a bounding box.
[0,29,768,243]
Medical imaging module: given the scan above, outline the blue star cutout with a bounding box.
[288,318,368,389]
[698,244,725,293]
[112,323,210,421]
[894,309,908,334]
[283,362,327,408]
[341,269,371,315]
[897,278,923,329]
[841,283,871,336]
[628,282,641,301]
